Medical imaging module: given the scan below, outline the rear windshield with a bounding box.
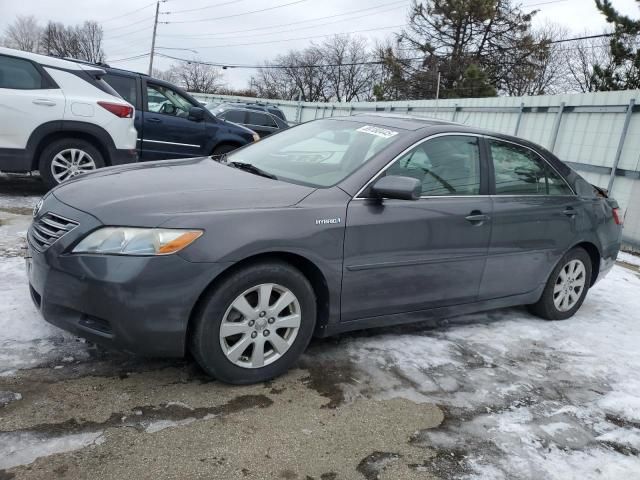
[226,119,405,187]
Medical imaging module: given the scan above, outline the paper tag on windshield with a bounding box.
[356,125,399,139]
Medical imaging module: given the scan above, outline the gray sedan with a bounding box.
[26,115,622,384]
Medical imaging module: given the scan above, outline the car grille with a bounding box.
[28,212,79,252]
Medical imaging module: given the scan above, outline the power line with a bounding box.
[521,0,569,7]
[155,51,423,69]
[178,24,408,49]
[168,0,248,14]
[166,0,311,24]
[149,32,618,71]
[109,52,151,62]
[158,0,408,38]
[101,1,157,23]
[104,16,155,33]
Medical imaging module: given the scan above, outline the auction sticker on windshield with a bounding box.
[356,125,399,139]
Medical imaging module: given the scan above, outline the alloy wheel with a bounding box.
[553,259,586,312]
[219,283,301,369]
[50,148,97,183]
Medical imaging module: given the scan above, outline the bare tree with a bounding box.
[322,35,376,102]
[251,35,377,101]
[169,60,224,93]
[152,68,178,84]
[76,22,105,63]
[501,22,570,96]
[566,31,614,92]
[3,15,42,52]
[252,45,329,101]
[42,21,105,62]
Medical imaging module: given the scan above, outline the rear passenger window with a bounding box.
[223,110,245,123]
[247,111,275,127]
[0,55,45,89]
[386,136,481,196]
[490,140,573,195]
[104,74,137,106]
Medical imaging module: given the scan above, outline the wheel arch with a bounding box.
[572,241,601,286]
[186,251,332,350]
[27,121,115,169]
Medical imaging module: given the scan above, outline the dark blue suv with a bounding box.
[100,67,258,160]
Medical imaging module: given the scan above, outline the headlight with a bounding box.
[72,228,203,255]
[252,132,260,142]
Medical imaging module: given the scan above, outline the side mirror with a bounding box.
[370,175,422,201]
[188,106,205,121]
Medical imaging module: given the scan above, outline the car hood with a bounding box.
[52,157,315,226]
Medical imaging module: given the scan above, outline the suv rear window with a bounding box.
[104,73,137,106]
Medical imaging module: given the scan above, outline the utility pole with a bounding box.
[434,71,441,115]
[148,1,160,75]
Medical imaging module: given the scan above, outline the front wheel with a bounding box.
[190,262,316,384]
[528,247,592,320]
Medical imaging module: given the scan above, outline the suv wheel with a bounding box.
[190,261,316,384]
[528,247,592,320]
[39,138,105,189]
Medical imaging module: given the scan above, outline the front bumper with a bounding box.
[26,196,227,357]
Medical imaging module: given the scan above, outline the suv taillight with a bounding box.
[612,208,623,226]
[97,101,133,118]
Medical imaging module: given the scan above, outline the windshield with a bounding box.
[225,119,404,187]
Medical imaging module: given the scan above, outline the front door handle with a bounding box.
[33,99,56,106]
[563,207,577,217]
[147,117,162,123]
[465,211,490,225]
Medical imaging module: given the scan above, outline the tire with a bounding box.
[528,247,593,320]
[190,261,317,384]
[211,143,239,156]
[39,138,105,189]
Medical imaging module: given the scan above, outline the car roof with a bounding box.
[0,46,103,73]
[329,113,460,131]
[329,113,546,148]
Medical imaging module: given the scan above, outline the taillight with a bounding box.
[97,101,133,118]
[612,208,623,225]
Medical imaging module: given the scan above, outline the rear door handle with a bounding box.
[147,118,162,123]
[33,99,56,106]
[465,212,490,225]
[563,208,577,217]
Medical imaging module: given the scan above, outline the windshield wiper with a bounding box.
[228,161,278,180]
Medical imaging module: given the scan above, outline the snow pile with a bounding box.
[0,258,91,375]
[617,250,640,268]
[0,431,104,470]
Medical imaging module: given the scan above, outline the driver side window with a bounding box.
[386,136,481,196]
[145,84,192,117]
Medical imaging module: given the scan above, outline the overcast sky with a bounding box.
[1,0,639,88]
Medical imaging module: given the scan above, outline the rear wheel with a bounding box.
[39,138,104,189]
[190,261,316,384]
[528,247,592,320]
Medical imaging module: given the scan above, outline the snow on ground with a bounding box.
[0,430,105,470]
[617,250,640,268]
[326,264,640,478]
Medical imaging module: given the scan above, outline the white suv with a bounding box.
[0,47,137,189]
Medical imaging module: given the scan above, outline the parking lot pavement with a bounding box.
[1,174,640,479]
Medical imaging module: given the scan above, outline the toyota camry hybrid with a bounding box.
[26,114,623,384]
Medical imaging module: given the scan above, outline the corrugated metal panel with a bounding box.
[192,90,640,247]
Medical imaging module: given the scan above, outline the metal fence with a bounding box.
[193,90,640,249]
